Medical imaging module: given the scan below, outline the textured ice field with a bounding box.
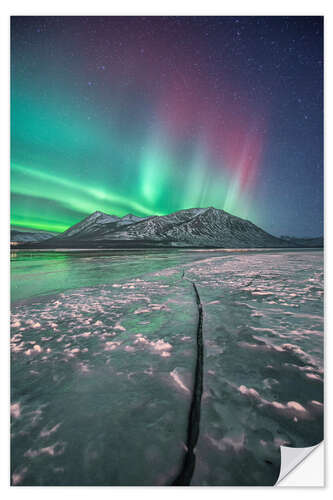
[10,249,323,485]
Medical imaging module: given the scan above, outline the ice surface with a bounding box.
[10,249,323,485]
[186,251,323,485]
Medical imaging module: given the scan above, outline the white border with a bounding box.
[1,1,331,498]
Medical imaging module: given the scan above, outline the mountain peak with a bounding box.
[89,210,111,218]
[85,211,121,222]
[204,206,226,214]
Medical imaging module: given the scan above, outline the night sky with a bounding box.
[11,16,323,237]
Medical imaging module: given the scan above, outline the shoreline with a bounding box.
[10,246,324,253]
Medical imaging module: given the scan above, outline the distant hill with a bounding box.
[280,236,323,248]
[11,229,56,245]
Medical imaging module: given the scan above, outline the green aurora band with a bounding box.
[11,16,323,237]
[10,91,257,232]
[10,18,265,233]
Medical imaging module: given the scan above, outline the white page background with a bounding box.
[1,0,330,497]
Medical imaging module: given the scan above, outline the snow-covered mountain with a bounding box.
[11,229,56,244]
[44,207,296,248]
[58,211,144,239]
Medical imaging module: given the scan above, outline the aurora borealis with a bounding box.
[11,16,323,237]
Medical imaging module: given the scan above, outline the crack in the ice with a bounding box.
[172,271,204,486]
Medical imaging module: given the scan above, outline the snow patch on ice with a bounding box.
[134,334,172,357]
[11,402,21,419]
[170,369,190,393]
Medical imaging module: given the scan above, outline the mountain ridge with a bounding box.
[11,206,323,249]
[11,207,324,249]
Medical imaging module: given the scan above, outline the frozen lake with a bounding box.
[10,249,324,485]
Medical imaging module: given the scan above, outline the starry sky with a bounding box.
[11,16,323,237]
